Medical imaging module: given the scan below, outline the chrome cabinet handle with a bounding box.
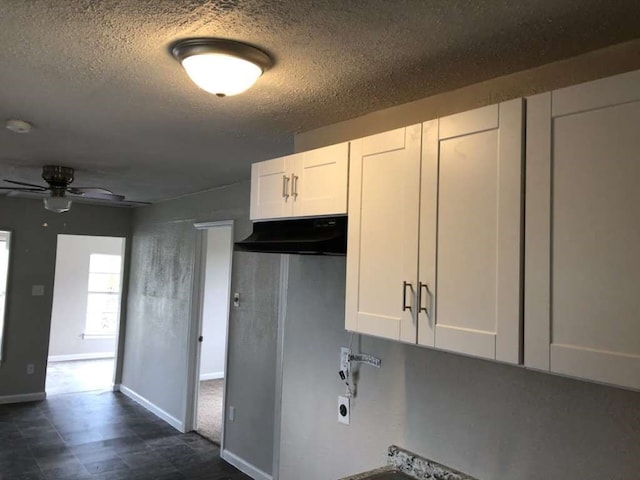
[282,175,290,199]
[402,281,413,312]
[292,174,299,198]
[418,282,431,320]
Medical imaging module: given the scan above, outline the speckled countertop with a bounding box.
[339,445,477,480]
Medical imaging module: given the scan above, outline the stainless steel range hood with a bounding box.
[235,216,347,255]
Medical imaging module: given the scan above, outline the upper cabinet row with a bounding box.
[346,100,523,365]
[250,142,349,221]
[249,69,640,391]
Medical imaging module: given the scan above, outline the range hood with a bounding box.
[235,216,347,255]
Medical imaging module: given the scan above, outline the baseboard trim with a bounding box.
[221,449,272,480]
[200,372,224,381]
[112,383,121,392]
[0,392,47,404]
[119,385,185,433]
[48,352,115,362]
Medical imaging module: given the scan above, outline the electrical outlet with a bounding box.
[338,395,350,425]
[340,347,351,376]
[229,405,236,422]
[233,293,240,307]
[26,364,34,375]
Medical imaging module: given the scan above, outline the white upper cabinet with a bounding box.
[250,143,349,221]
[346,100,524,362]
[525,70,640,390]
[418,101,524,364]
[346,126,422,343]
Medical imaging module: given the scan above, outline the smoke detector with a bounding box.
[5,119,33,134]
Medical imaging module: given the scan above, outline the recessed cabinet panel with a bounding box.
[525,69,640,390]
[296,142,348,217]
[250,155,296,220]
[419,99,523,364]
[346,126,421,343]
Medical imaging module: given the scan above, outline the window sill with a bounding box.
[82,333,117,340]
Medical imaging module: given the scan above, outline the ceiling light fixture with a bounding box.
[170,38,272,97]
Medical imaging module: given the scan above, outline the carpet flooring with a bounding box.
[0,389,250,479]
[46,359,115,396]
[197,380,223,445]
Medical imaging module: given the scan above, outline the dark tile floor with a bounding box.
[0,390,252,480]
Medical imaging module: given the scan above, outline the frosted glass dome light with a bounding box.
[171,38,272,97]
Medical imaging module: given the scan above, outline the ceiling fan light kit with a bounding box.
[170,38,272,97]
[43,192,72,213]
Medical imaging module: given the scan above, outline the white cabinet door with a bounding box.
[294,142,349,217]
[250,155,298,220]
[418,100,523,364]
[526,70,640,389]
[346,125,421,342]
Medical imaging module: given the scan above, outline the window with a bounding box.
[85,253,122,336]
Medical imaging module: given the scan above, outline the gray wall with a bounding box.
[121,181,280,475]
[296,39,640,152]
[48,234,123,358]
[279,256,640,480]
[280,42,640,480]
[0,196,132,397]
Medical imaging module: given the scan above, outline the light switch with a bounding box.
[31,285,45,296]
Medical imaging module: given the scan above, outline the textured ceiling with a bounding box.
[1,0,639,203]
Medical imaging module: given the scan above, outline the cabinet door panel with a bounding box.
[294,142,348,217]
[346,126,421,343]
[250,155,296,220]
[420,100,523,364]
[525,70,640,390]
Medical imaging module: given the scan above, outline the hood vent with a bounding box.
[235,216,347,255]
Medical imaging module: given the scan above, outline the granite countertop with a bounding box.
[339,445,477,480]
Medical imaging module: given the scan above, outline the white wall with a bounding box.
[199,225,233,380]
[48,234,124,359]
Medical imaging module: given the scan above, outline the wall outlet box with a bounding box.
[26,364,35,375]
[340,347,351,376]
[338,395,350,425]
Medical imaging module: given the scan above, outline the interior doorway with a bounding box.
[46,234,126,396]
[187,221,234,445]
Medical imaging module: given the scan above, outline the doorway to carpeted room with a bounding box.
[198,378,224,443]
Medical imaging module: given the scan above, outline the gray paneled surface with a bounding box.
[0,196,132,397]
[224,251,280,475]
[279,256,640,480]
[122,181,279,475]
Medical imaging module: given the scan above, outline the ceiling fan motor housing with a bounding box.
[42,165,74,189]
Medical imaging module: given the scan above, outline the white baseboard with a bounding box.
[200,371,224,381]
[48,352,115,362]
[0,392,47,404]
[221,449,272,480]
[119,385,185,433]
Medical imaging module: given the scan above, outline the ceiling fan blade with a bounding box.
[68,190,125,201]
[0,186,49,192]
[3,179,48,190]
[67,187,115,195]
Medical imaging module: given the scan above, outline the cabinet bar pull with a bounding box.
[292,174,299,198]
[418,282,431,320]
[402,281,413,312]
[282,175,290,199]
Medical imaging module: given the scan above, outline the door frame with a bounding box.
[45,234,128,394]
[185,220,234,447]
